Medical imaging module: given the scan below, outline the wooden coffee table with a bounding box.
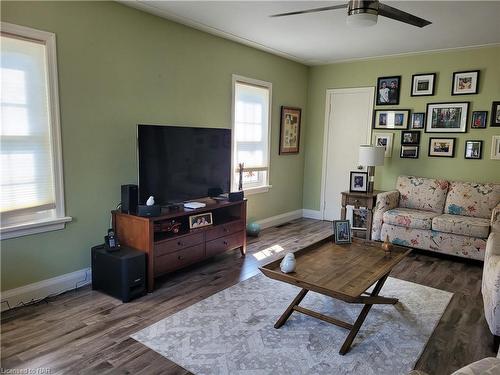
[259,238,411,355]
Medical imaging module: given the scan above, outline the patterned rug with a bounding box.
[132,274,452,375]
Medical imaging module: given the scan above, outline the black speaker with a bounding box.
[121,184,138,214]
[229,191,244,202]
[91,244,146,302]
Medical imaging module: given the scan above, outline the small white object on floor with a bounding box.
[146,196,155,206]
[280,253,296,273]
[183,201,206,209]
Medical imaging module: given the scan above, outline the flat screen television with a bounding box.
[137,124,231,205]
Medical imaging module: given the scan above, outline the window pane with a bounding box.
[0,34,56,214]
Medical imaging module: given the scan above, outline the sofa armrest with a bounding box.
[491,202,500,234]
[371,190,400,241]
[482,233,500,336]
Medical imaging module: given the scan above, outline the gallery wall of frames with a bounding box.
[373,70,500,162]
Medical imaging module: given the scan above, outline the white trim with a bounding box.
[1,22,70,239]
[231,74,272,192]
[0,216,72,240]
[1,267,91,312]
[255,209,303,230]
[320,87,375,220]
[244,184,272,196]
[302,209,323,220]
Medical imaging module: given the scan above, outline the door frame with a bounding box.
[319,87,375,220]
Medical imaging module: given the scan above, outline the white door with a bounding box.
[322,87,374,221]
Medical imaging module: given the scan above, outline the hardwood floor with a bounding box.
[1,218,494,374]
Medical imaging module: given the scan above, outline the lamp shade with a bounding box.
[359,145,385,166]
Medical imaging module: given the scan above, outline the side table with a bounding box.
[340,190,384,240]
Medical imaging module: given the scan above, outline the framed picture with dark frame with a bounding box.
[333,220,352,244]
[428,137,456,158]
[349,171,368,193]
[400,145,419,159]
[189,212,213,229]
[411,112,425,129]
[373,109,410,129]
[376,75,401,105]
[411,73,436,96]
[401,131,420,145]
[464,140,483,159]
[425,102,469,133]
[471,111,488,129]
[491,101,500,127]
[279,106,302,154]
[452,70,479,95]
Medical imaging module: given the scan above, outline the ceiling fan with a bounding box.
[270,0,431,28]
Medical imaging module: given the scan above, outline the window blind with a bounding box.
[1,33,56,215]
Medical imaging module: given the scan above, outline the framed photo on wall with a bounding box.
[491,136,500,160]
[464,140,483,159]
[401,131,420,145]
[411,112,425,129]
[400,145,419,159]
[373,109,410,129]
[428,137,456,158]
[349,171,368,193]
[491,102,500,127]
[452,70,479,95]
[425,102,469,133]
[373,132,393,157]
[279,106,301,154]
[471,111,488,129]
[411,73,436,96]
[376,76,401,105]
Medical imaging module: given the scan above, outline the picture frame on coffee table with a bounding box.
[411,73,436,96]
[464,140,483,160]
[425,102,469,133]
[428,137,456,158]
[333,220,352,244]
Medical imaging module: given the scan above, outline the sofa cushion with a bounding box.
[383,208,440,230]
[445,181,500,219]
[396,176,449,213]
[432,214,490,239]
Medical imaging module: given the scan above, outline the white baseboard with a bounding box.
[255,209,304,229]
[302,209,323,220]
[1,267,91,312]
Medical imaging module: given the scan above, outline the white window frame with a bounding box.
[231,74,272,195]
[1,22,71,240]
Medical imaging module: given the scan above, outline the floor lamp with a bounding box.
[358,145,385,193]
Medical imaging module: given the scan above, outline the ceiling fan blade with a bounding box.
[270,4,348,18]
[378,3,432,28]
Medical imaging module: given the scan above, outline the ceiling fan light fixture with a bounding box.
[346,11,378,27]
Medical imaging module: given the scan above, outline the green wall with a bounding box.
[0,1,308,291]
[303,46,500,211]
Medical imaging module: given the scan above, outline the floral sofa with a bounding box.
[372,176,500,261]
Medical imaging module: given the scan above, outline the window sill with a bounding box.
[1,216,72,240]
[243,185,272,196]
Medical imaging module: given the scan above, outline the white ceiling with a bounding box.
[122,1,500,65]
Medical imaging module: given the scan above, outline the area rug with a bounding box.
[131,274,452,375]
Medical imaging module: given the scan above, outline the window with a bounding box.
[1,23,70,239]
[232,75,272,193]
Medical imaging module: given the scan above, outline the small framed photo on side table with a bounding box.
[349,171,368,193]
[189,212,213,229]
[333,220,352,244]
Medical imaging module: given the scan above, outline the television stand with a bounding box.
[112,198,246,292]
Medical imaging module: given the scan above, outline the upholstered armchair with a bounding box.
[482,231,500,342]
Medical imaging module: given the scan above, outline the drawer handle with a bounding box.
[178,255,184,260]
[177,241,183,246]
[223,241,228,246]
